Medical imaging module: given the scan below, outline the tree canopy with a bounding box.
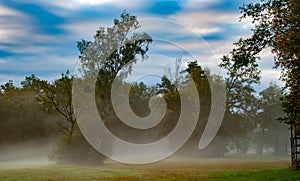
[234,0,299,127]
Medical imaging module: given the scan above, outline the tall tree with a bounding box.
[237,0,300,131]
[219,0,300,154]
[77,11,152,125]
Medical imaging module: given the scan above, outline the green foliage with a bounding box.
[218,0,300,154]
[156,61,231,157]
[129,82,156,117]
[1,6,296,166]
[21,71,76,140]
[0,80,16,92]
[254,83,289,155]
[0,81,56,143]
[77,11,152,79]
[20,72,105,165]
[77,11,152,126]
[239,0,300,128]
[220,45,259,154]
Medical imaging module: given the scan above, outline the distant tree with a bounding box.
[164,57,185,89]
[0,80,55,143]
[219,38,260,154]
[254,83,289,155]
[156,57,186,119]
[0,80,17,93]
[129,82,156,117]
[157,61,226,157]
[157,76,176,95]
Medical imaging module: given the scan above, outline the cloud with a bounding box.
[0,45,51,54]
[256,68,283,91]
[73,0,131,6]
[0,4,33,44]
[42,0,147,11]
[0,3,24,16]
[168,9,252,41]
[170,10,239,26]
[0,3,65,57]
[258,48,276,68]
[60,20,113,40]
[74,0,147,9]
[0,0,281,91]
[0,55,76,72]
[181,0,219,11]
[0,54,78,86]
[261,69,281,80]
[0,59,6,64]
[155,39,209,52]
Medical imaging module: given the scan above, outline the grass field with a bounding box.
[0,156,299,180]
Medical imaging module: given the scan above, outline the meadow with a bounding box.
[1,156,299,180]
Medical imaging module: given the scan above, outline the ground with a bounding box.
[1,155,299,180]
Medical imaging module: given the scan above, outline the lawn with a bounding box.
[0,157,299,180]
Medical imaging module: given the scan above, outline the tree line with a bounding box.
[1,1,297,164]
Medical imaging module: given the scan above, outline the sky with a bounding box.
[0,0,283,91]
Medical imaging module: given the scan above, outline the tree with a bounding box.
[164,57,185,90]
[71,12,153,162]
[0,80,17,93]
[157,61,227,157]
[21,72,107,165]
[254,83,289,155]
[237,0,300,132]
[219,0,300,155]
[77,11,152,126]
[129,82,155,117]
[22,71,76,140]
[223,0,300,164]
[0,80,55,143]
[219,42,260,154]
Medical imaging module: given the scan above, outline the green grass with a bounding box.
[208,168,300,181]
[1,166,300,181]
[0,158,299,180]
[0,166,143,181]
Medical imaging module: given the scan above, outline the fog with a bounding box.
[0,134,290,169]
[0,137,57,169]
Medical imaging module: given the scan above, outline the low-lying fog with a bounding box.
[0,137,56,169]
[0,138,290,169]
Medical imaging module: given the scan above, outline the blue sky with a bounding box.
[0,0,282,91]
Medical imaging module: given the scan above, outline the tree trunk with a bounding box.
[67,120,75,142]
